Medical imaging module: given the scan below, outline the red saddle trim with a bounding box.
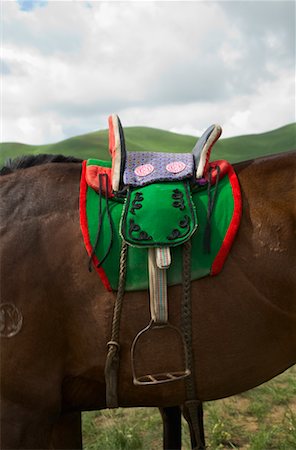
[108,114,121,192]
[80,161,112,291]
[210,160,242,275]
[85,164,114,197]
[207,160,230,184]
[108,115,116,157]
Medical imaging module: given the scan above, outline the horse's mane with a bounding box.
[0,154,82,176]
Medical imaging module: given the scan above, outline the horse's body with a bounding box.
[1,152,295,449]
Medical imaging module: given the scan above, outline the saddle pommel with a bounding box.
[192,124,222,179]
[108,114,126,192]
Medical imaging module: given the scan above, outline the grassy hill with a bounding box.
[0,123,295,166]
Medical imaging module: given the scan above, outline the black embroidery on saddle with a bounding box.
[129,219,152,241]
[172,189,185,210]
[130,192,144,215]
[167,215,191,241]
[121,181,197,247]
[166,189,191,241]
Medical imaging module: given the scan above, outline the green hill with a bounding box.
[0,123,295,166]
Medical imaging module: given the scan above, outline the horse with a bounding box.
[1,151,295,449]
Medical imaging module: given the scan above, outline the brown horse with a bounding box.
[1,151,295,449]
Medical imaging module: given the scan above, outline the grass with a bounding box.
[0,123,295,166]
[82,365,296,449]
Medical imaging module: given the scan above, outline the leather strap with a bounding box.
[182,241,205,449]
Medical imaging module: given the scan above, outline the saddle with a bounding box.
[81,115,241,407]
[85,115,225,299]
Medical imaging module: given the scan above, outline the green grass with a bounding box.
[213,123,296,163]
[82,365,296,449]
[1,123,295,166]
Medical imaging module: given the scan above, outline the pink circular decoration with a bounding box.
[134,164,154,177]
[166,161,186,174]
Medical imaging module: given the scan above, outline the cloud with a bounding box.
[2,1,295,144]
[17,0,47,12]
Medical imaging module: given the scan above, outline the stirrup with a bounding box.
[131,320,190,386]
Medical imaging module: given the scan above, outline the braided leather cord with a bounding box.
[182,240,205,449]
[105,241,128,408]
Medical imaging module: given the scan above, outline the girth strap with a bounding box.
[105,241,128,408]
[182,241,205,449]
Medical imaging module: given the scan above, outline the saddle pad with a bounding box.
[123,152,194,186]
[121,182,197,247]
[80,159,241,291]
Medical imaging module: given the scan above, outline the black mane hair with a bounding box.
[0,154,82,176]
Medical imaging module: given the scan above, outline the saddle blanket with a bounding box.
[80,159,241,291]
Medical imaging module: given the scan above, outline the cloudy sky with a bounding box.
[2,0,295,144]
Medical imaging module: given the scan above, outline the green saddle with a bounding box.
[80,158,241,291]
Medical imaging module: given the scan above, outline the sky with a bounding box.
[1,0,295,144]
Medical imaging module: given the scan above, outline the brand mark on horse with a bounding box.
[0,303,23,338]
